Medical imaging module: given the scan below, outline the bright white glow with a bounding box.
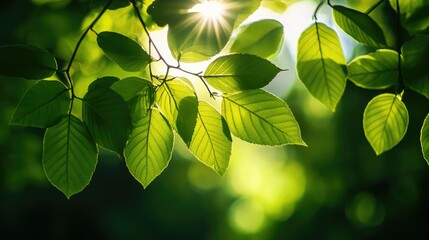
[188,1,225,21]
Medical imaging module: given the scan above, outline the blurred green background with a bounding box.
[1,0,429,239]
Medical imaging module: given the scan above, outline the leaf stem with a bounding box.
[365,0,385,15]
[313,1,325,20]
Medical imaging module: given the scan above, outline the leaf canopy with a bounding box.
[222,89,306,146]
[97,31,151,72]
[189,101,232,175]
[10,80,70,128]
[156,78,198,145]
[230,19,284,58]
[0,45,57,80]
[297,22,347,111]
[363,94,409,155]
[204,54,281,93]
[124,109,174,188]
[43,115,98,198]
[332,5,386,48]
[348,49,398,89]
[83,82,131,153]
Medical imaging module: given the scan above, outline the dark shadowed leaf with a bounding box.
[10,80,70,128]
[363,94,409,155]
[204,54,281,93]
[0,45,57,80]
[88,76,119,91]
[222,89,306,146]
[43,115,98,198]
[189,101,232,175]
[297,23,347,111]
[332,5,386,48]
[97,31,151,72]
[124,109,174,188]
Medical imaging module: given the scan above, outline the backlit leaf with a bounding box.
[88,76,119,91]
[156,78,198,144]
[204,54,281,93]
[43,115,98,198]
[363,93,409,155]
[230,19,283,58]
[421,113,429,165]
[10,80,70,128]
[189,101,232,175]
[97,31,151,72]
[0,45,57,80]
[402,35,429,100]
[222,89,306,146]
[124,109,174,188]
[332,5,386,48]
[82,86,131,153]
[297,22,347,111]
[348,49,398,89]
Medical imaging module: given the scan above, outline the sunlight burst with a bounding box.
[188,1,225,21]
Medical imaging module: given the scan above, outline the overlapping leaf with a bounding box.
[222,89,306,146]
[204,54,281,93]
[189,101,232,175]
[111,77,154,122]
[88,76,119,91]
[363,94,409,155]
[124,109,174,188]
[82,80,131,153]
[402,35,429,100]
[156,78,198,144]
[297,22,347,111]
[348,49,398,89]
[0,45,57,79]
[332,5,386,48]
[97,31,151,72]
[43,115,98,198]
[422,114,429,165]
[230,19,283,58]
[10,80,70,128]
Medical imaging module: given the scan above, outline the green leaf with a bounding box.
[82,87,131,153]
[97,31,151,72]
[332,5,386,48]
[222,89,306,146]
[204,54,281,93]
[297,23,347,111]
[421,113,429,165]
[363,93,409,155]
[156,78,198,145]
[189,101,232,175]
[230,19,283,58]
[232,0,262,28]
[43,115,98,198]
[93,0,131,10]
[348,49,398,89]
[261,0,290,13]
[88,76,119,92]
[389,0,429,34]
[124,109,174,188]
[111,77,155,122]
[402,35,429,100]
[0,45,57,80]
[10,80,70,128]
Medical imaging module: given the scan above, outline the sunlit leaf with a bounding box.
[348,49,398,89]
[222,89,306,146]
[88,76,119,91]
[232,0,262,28]
[332,5,386,48]
[0,45,57,80]
[421,113,429,165]
[97,31,151,72]
[43,115,98,198]
[93,0,131,10]
[297,23,347,111]
[363,93,409,155]
[156,78,198,145]
[402,35,429,100]
[111,77,154,122]
[82,86,131,153]
[124,109,174,188]
[230,19,283,58]
[261,0,290,13]
[10,80,69,128]
[204,54,281,93]
[189,101,232,175]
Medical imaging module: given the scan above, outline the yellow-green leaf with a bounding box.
[421,113,429,165]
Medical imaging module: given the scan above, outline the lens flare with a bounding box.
[188,1,225,21]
